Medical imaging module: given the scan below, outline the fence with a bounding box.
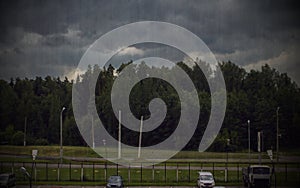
[1,161,300,186]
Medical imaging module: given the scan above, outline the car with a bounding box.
[197,171,215,188]
[0,173,16,188]
[106,175,124,188]
[242,165,271,188]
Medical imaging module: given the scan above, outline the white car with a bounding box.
[197,171,215,188]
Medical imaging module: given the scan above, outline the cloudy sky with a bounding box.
[0,0,299,84]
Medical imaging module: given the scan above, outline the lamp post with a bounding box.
[138,116,143,159]
[60,107,66,164]
[276,107,280,163]
[103,139,107,158]
[118,110,121,159]
[20,167,32,188]
[225,138,230,182]
[24,116,27,146]
[248,120,251,163]
[92,115,95,149]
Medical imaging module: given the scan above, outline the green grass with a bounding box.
[8,166,300,187]
[1,159,299,186]
[2,145,299,161]
[0,145,99,158]
[1,145,300,186]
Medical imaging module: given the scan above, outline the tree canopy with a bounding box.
[0,61,299,152]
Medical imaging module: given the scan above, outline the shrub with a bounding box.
[11,131,24,145]
[34,138,49,146]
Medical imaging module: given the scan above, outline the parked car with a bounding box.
[242,165,271,188]
[197,171,215,188]
[0,173,16,188]
[106,175,124,188]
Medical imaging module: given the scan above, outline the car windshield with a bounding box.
[253,167,270,174]
[200,175,213,181]
[108,176,121,183]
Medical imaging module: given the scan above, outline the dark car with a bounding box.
[0,173,16,188]
[106,175,124,188]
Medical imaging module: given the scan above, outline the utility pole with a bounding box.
[248,120,251,163]
[276,107,280,163]
[92,115,95,149]
[60,107,66,165]
[24,116,27,146]
[118,110,121,159]
[225,138,230,182]
[258,131,261,164]
[138,116,143,159]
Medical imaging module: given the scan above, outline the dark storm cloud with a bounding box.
[0,0,299,83]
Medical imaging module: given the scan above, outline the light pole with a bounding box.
[248,120,251,163]
[92,115,95,149]
[20,167,32,188]
[225,138,230,182]
[118,110,121,159]
[60,107,66,164]
[24,116,27,146]
[276,107,280,163]
[103,139,107,158]
[138,116,143,159]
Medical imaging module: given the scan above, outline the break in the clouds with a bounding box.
[0,0,299,84]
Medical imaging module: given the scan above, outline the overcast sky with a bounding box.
[0,0,299,84]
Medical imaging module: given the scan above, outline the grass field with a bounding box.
[1,160,299,187]
[1,145,299,186]
[1,145,295,160]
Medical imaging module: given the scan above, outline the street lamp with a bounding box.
[20,167,32,188]
[60,107,66,164]
[118,110,121,159]
[138,116,143,159]
[276,107,280,163]
[225,138,230,182]
[24,116,27,146]
[248,120,251,163]
[103,139,107,158]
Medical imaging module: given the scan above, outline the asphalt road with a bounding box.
[14,186,294,188]
[14,186,204,188]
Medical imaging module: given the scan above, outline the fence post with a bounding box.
[298,163,300,185]
[57,162,60,181]
[140,163,143,183]
[11,161,14,173]
[116,163,119,175]
[104,162,107,181]
[69,162,71,181]
[45,163,48,181]
[34,162,37,182]
[285,163,287,182]
[93,162,95,181]
[188,162,190,183]
[237,163,239,182]
[81,163,83,182]
[128,164,130,183]
[152,164,154,182]
[165,162,167,183]
[176,163,178,183]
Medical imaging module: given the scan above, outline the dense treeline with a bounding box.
[0,61,299,152]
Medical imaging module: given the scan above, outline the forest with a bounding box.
[0,61,299,152]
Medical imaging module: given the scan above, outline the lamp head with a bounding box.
[20,167,30,178]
